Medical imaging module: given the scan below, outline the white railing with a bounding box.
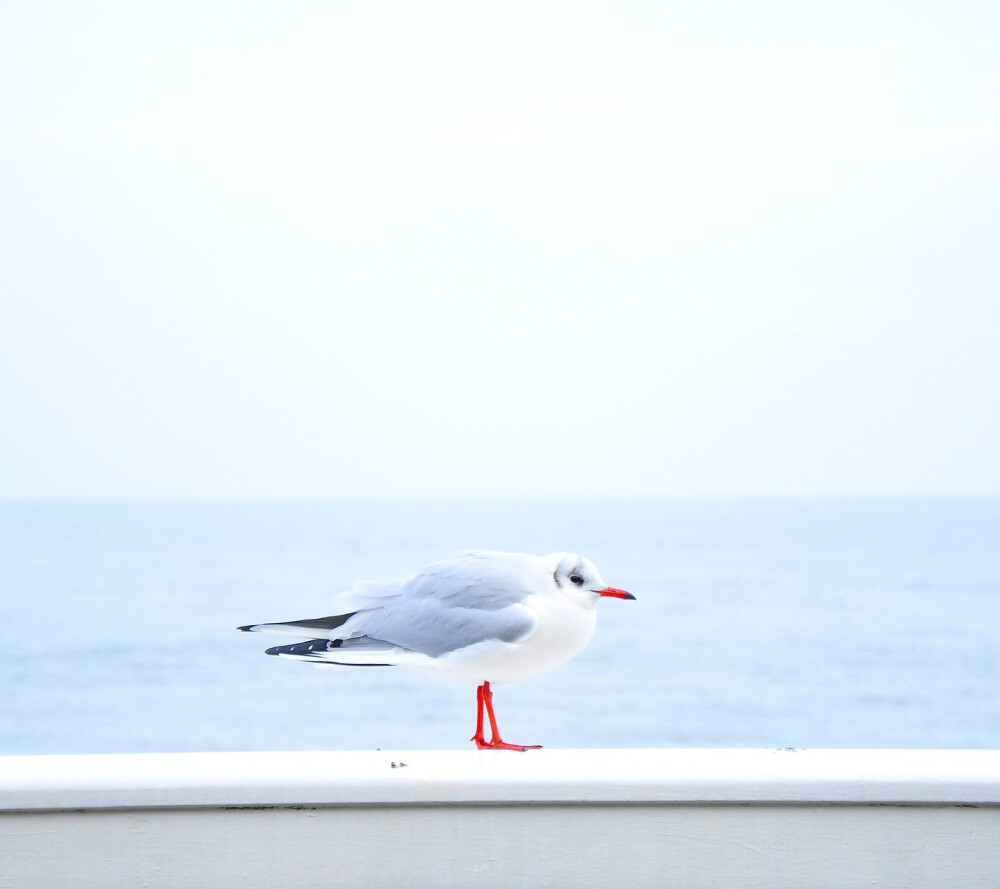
[3,749,999,888]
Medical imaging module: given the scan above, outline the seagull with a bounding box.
[238,550,634,750]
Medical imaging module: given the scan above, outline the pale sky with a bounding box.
[2,1,998,499]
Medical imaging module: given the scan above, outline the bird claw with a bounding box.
[473,736,542,752]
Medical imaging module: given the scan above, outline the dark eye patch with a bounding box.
[569,574,584,586]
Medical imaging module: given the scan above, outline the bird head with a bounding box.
[548,553,635,603]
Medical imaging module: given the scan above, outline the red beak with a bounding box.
[597,586,635,600]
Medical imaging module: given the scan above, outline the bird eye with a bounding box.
[569,574,584,586]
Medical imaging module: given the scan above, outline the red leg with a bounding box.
[473,681,541,752]
[471,683,491,748]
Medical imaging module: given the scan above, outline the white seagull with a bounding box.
[239,550,634,750]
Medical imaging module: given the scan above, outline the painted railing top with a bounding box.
[2,748,999,811]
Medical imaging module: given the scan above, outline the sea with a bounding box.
[1,498,998,755]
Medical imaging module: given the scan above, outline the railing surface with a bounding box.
[2,748,999,888]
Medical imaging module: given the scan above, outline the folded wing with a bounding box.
[239,551,543,663]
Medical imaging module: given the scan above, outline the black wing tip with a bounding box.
[237,614,357,635]
[283,614,357,632]
[265,639,334,657]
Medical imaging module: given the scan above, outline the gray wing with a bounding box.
[244,552,543,659]
[346,596,537,657]
[338,552,542,657]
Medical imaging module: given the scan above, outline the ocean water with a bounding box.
[1,499,998,755]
